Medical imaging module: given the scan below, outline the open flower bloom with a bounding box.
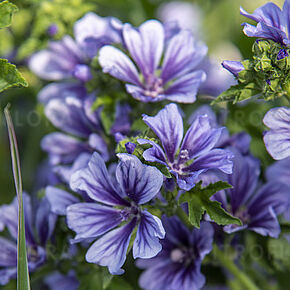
[29,35,92,82]
[138,103,234,190]
[67,152,165,274]
[212,149,290,238]
[29,12,122,82]
[263,107,290,160]
[99,20,207,103]
[42,94,108,183]
[0,194,56,285]
[137,217,214,290]
[240,0,290,46]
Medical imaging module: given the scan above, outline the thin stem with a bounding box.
[213,244,259,290]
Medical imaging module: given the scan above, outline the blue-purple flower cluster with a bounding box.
[1,1,290,289]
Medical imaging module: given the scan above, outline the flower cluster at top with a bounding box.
[1,1,290,289]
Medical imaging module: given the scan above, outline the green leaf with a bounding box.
[212,82,261,104]
[4,106,31,290]
[178,181,241,228]
[0,59,28,92]
[0,0,18,28]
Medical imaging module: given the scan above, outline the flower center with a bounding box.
[27,245,40,263]
[168,150,192,175]
[120,202,141,221]
[144,76,164,98]
[170,247,196,267]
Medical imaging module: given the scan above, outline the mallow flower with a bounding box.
[263,106,290,160]
[99,20,207,103]
[0,194,56,285]
[212,149,290,238]
[138,103,234,190]
[67,152,165,275]
[41,94,109,183]
[29,12,122,82]
[137,217,214,290]
[240,0,290,46]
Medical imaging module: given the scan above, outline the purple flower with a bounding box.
[45,270,79,290]
[41,94,108,183]
[74,12,123,59]
[66,152,165,274]
[99,20,207,103]
[0,194,56,285]
[266,157,290,186]
[221,60,244,77]
[212,149,290,238]
[240,1,290,46]
[37,82,87,104]
[263,107,290,160]
[29,35,92,82]
[138,103,234,190]
[137,217,214,290]
[29,12,122,82]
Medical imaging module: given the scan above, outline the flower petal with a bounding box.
[99,45,140,85]
[137,139,167,165]
[161,31,207,83]
[240,3,284,29]
[123,20,164,78]
[116,153,163,204]
[38,82,86,104]
[70,152,127,206]
[264,130,290,160]
[85,219,136,274]
[164,71,206,103]
[181,115,223,159]
[46,186,79,215]
[0,237,17,267]
[45,97,92,138]
[74,12,122,58]
[41,133,88,165]
[227,150,261,213]
[35,197,57,246]
[133,211,165,259]
[0,268,17,286]
[185,149,234,175]
[142,103,183,163]
[67,203,123,241]
[263,107,290,130]
[242,22,286,44]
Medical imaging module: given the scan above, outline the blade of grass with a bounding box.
[4,105,31,290]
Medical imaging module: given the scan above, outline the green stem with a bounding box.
[176,206,192,229]
[213,244,259,290]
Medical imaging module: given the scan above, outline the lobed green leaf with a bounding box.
[178,181,241,228]
[0,59,28,92]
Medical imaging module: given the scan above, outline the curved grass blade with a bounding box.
[4,105,31,290]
